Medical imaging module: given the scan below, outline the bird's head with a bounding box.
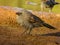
[16,12,22,16]
[16,9,28,16]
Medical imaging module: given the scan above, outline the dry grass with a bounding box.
[0,7,60,45]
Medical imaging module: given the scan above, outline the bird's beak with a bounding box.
[16,12,22,16]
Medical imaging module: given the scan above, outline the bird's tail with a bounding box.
[55,2,60,4]
[42,23,56,29]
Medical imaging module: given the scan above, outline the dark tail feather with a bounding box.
[55,2,60,4]
[42,23,56,29]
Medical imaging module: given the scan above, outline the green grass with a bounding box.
[0,0,60,13]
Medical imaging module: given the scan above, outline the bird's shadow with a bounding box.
[38,32,60,37]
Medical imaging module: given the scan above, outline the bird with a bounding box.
[16,9,56,35]
[41,0,60,12]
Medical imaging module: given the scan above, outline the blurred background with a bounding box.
[0,0,60,13]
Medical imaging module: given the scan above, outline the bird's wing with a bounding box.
[48,0,55,2]
[51,0,55,2]
[29,16,36,23]
[29,14,44,23]
[50,0,55,4]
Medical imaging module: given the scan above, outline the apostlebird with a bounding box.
[41,0,60,12]
[16,9,56,35]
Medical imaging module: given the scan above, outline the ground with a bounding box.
[0,7,60,45]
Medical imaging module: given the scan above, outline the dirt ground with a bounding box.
[0,6,60,45]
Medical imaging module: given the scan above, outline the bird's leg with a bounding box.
[21,29,28,35]
[49,8,52,15]
[28,28,32,35]
[40,2,45,15]
[49,9,52,13]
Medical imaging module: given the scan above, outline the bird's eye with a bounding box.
[16,12,22,16]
